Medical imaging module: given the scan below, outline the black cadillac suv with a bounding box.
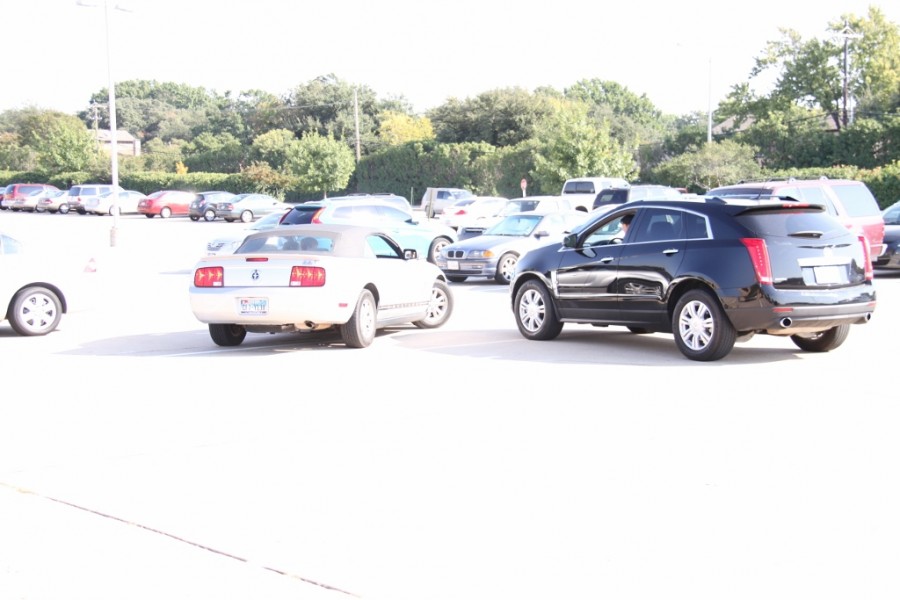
[510,199,876,361]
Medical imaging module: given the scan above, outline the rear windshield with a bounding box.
[736,209,847,238]
[237,233,335,254]
[563,181,595,194]
[281,205,322,225]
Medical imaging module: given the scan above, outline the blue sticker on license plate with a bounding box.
[240,297,268,315]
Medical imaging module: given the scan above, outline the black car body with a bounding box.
[510,200,876,361]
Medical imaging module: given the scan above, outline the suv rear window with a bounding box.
[280,205,323,225]
[736,208,847,238]
[831,183,880,217]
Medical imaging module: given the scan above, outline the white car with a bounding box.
[439,196,509,230]
[84,190,148,216]
[204,209,290,255]
[1,231,95,335]
[457,195,578,239]
[189,224,454,348]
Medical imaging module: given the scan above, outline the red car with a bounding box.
[137,190,197,218]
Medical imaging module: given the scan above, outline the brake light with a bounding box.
[290,266,326,287]
[741,238,773,285]
[311,208,325,224]
[194,267,224,287]
[859,235,873,281]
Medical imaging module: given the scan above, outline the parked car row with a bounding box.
[3,177,888,363]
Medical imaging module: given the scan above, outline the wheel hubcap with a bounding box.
[679,300,713,350]
[519,289,545,332]
[19,293,56,333]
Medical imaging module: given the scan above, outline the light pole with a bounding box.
[676,44,714,143]
[78,0,129,247]
[834,23,862,128]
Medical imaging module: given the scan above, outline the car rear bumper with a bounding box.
[726,297,876,334]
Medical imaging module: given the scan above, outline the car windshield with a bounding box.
[485,214,542,236]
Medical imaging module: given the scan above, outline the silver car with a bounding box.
[213,193,283,223]
[437,210,587,284]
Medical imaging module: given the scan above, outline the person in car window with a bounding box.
[614,213,633,242]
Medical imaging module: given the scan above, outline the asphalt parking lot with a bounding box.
[1,210,898,600]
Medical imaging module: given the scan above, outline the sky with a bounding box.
[4,1,898,120]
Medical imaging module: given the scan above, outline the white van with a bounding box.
[561,177,629,212]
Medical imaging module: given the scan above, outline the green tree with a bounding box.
[531,102,637,193]
[743,7,900,131]
[182,132,246,173]
[650,140,762,192]
[251,128,297,171]
[378,111,435,146]
[427,87,557,147]
[285,74,411,157]
[0,131,37,171]
[284,132,356,198]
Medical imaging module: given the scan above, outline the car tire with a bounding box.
[627,326,651,334]
[10,286,62,336]
[673,289,736,361]
[514,279,563,341]
[790,325,850,353]
[160,206,172,219]
[413,280,453,329]
[190,215,199,222]
[495,252,518,284]
[447,275,467,283]
[209,323,247,346]
[428,236,452,264]
[340,289,376,348]
[204,209,216,222]
[58,204,69,214]
[240,210,253,223]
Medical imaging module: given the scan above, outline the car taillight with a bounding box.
[194,267,224,287]
[311,208,325,224]
[860,235,873,280]
[740,238,773,285]
[290,266,325,287]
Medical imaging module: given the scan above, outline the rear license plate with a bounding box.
[240,297,268,315]
[447,260,459,270]
[813,265,843,284]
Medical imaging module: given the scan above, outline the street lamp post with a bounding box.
[78,0,128,247]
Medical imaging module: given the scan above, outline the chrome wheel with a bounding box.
[514,280,563,340]
[677,299,714,351]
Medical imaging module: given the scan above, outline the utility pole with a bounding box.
[835,23,862,128]
[354,88,361,162]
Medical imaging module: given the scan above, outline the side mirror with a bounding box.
[533,229,550,238]
[404,248,419,260]
[563,233,577,248]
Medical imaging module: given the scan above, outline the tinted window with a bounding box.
[737,209,846,237]
[281,206,321,225]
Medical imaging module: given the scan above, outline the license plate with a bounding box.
[447,260,460,270]
[239,297,268,315]
[813,265,843,284]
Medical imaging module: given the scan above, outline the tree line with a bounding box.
[2,6,899,205]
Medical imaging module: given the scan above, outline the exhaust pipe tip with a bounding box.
[780,317,793,328]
